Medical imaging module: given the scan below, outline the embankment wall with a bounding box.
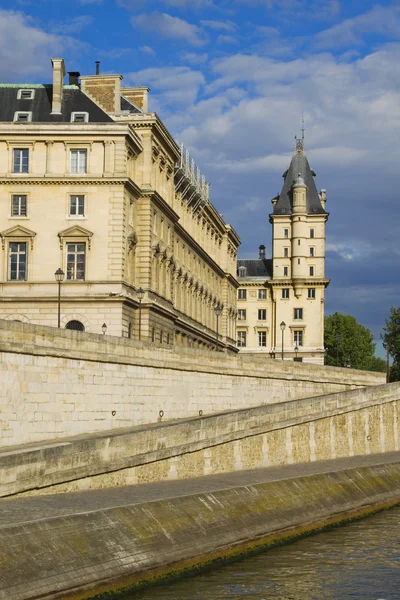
[3,382,399,497]
[0,321,384,448]
[1,460,400,600]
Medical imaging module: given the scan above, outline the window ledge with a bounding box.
[9,216,29,220]
[66,216,87,220]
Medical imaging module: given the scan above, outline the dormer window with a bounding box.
[17,89,35,100]
[71,112,89,123]
[13,112,32,122]
[238,265,247,277]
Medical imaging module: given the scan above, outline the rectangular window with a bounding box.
[258,331,267,347]
[258,288,267,299]
[11,194,27,216]
[17,89,34,99]
[69,195,85,216]
[238,309,247,321]
[238,288,247,300]
[284,247,289,257]
[284,266,289,276]
[66,243,86,280]
[258,309,267,321]
[13,149,29,173]
[294,330,303,346]
[14,112,32,122]
[70,149,87,174]
[309,266,314,276]
[282,288,289,299]
[310,247,315,257]
[308,288,316,299]
[237,331,247,347]
[71,112,88,123]
[284,228,289,239]
[310,228,315,239]
[294,308,303,320]
[8,242,27,280]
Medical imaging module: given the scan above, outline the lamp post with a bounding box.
[294,344,299,361]
[280,321,286,360]
[54,268,65,328]
[335,333,340,366]
[137,287,144,340]
[102,323,107,335]
[214,304,223,350]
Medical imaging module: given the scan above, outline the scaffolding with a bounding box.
[175,143,210,213]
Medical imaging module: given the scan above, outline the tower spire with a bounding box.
[294,113,305,155]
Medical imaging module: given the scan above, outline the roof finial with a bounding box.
[294,113,305,155]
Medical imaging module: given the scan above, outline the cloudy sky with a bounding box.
[1,0,399,355]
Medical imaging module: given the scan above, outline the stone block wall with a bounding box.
[0,320,385,448]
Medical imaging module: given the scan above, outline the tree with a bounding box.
[382,306,400,382]
[324,312,376,370]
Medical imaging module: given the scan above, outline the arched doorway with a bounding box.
[65,320,85,332]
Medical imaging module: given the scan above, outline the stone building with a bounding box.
[0,58,240,351]
[236,136,329,364]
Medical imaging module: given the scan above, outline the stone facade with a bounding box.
[0,58,239,351]
[237,137,329,363]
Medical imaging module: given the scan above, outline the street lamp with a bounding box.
[102,323,107,335]
[137,287,145,340]
[214,304,223,350]
[280,321,286,360]
[294,345,299,360]
[54,268,65,328]
[335,333,340,366]
[386,344,391,384]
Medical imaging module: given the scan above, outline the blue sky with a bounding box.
[1,0,400,356]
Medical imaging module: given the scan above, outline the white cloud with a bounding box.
[132,12,206,46]
[200,19,236,32]
[140,45,156,55]
[0,9,80,81]
[316,5,400,49]
[217,35,238,45]
[181,52,208,64]
[50,15,94,35]
[125,65,205,106]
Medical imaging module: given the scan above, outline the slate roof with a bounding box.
[272,149,327,216]
[237,258,272,280]
[0,85,113,123]
[121,95,142,114]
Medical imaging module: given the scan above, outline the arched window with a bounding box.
[65,320,85,331]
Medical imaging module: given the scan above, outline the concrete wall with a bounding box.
[1,460,400,600]
[3,380,399,498]
[0,321,384,448]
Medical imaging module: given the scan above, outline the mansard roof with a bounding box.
[272,142,327,216]
[237,258,272,280]
[0,85,114,123]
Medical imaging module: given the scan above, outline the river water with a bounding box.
[129,506,400,600]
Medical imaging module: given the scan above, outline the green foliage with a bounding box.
[324,312,376,370]
[382,307,400,382]
[369,356,387,373]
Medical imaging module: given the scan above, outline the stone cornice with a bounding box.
[269,278,330,288]
[128,113,180,160]
[0,176,134,187]
[141,188,180,223]
[175,221,226,280]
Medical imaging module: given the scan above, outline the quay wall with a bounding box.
[0,321,384,448]
[2,382,400,497]
[1,460,400,600]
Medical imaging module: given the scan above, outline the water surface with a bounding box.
[129,506,400,599]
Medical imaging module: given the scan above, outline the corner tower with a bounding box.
[269,135,329,364]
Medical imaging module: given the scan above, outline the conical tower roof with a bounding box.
[272,138,327,216]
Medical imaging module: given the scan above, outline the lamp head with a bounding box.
[137,287,145,301]
[280,321,286,331]
[102,323,107,334]
[54,268,65,283]
[214,305,223,317]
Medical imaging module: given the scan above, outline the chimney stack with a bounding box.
[121,87,150,112]
[68,71,80,86]
[51,58,66,114]
[259,245,266,260]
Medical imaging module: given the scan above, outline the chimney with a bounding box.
[68,71,80,86]
[95,61,100,75]
[121,86,150,112]
[51,58,66,114]
[80,72,123,115]
[259,245,266,260]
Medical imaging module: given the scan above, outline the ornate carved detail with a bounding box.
[127,232,138,253]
